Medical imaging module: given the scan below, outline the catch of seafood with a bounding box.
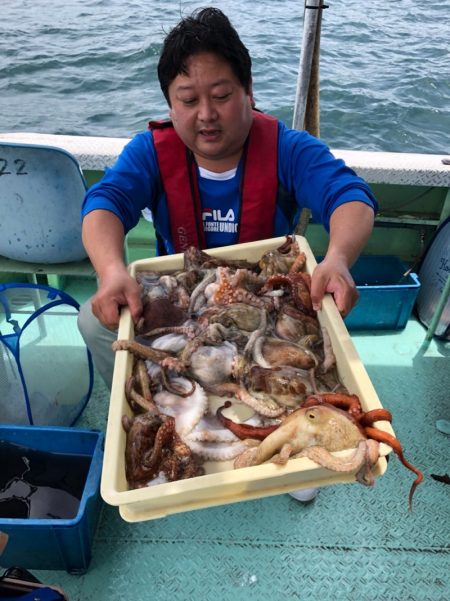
[114,236,423,510]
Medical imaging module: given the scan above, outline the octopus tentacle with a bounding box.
[187,414,240,443]
[185,439,249,461]
[358,409,393,426]
[364,426,423,511]
[293,440,372,475]
[142,416,176,469]
[355,439,381,487]
[188,272,216,314]
[235,388,285,418]
[276,235,295,254]
[113,339,174,363]
[302,393,362,418]
[319,326,336,373]
[288,251,307,273]
[252,336,272,369]
[243,308,267,360]
[216,401,279,440]
[308,368,319,395]
[135,358,153,403]
[234,446,259,468]
[125,376,141,413]
[142,325,197,339]
[205,382,240,397]
[160,368,196,397]
[125,376,158,414]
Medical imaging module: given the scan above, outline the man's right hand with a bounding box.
[82,210,143,330]
[91,267,142,330]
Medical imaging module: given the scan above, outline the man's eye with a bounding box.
[182,98,196,105]
[214,93,231,101]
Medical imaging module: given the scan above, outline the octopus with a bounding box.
[258,236,306,276]
[253,337,317,370]
[206,266,268,309]
[122,412,203,489]
[241,365,308,408]
[233,404,380,487]
[300,393,424,510]
[259,271,314,315]
[136,297,188,335]
[189,342,238,387]
[275,303,321,341]
[153,377,208,437]
[199,302,264,333]
[183,246,258,271]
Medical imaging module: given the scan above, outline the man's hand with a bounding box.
[82,210,142,329]
[91,267,142,330]
[310,255,359,317]
[311,201,375,316]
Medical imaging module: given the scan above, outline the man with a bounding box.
[79,7,376,501]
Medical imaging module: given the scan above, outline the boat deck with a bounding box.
[20,277,449,601]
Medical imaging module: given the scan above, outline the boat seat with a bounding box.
[0,141,95,287]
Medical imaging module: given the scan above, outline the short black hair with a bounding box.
[157,7,252,105]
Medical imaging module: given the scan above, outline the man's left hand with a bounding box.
[310,256,359,317]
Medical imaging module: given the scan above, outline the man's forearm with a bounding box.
[82,209,127,279]
[326,201,375,267]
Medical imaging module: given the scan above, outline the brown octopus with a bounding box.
[122,412,203,489]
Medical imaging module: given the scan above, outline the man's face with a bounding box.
[168,52,254,172]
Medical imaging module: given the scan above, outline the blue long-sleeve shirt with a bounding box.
[82,120,377,254]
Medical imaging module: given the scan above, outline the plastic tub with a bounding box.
[344,256,421,330]
[0,425,104,574]
[101,236,394,522]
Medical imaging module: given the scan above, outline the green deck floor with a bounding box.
[2,280,449,601]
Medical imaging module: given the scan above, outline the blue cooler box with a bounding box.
[0,425,104,574]
[344,256,421,330]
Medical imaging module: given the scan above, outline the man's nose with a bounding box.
[198,98,218,121]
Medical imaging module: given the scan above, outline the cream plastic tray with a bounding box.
[101,236,394,522]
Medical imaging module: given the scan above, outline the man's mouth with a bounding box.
[199,128,222,140]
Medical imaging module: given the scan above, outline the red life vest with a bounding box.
[149,111,278,252]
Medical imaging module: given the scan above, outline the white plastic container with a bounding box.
[101,237,394,522]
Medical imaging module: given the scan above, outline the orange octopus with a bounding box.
[209,266,267,308]
[219,391,423,511]
[301,393,424,511]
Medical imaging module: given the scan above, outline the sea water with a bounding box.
[0,0,448,154]
[0,440,91,520]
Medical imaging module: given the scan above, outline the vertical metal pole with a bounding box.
[293,0,326,236]
[292,0,322,132]
[304,4,323,138]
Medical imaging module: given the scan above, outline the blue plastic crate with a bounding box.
[344,256,421,330]
[0,425,104,574]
